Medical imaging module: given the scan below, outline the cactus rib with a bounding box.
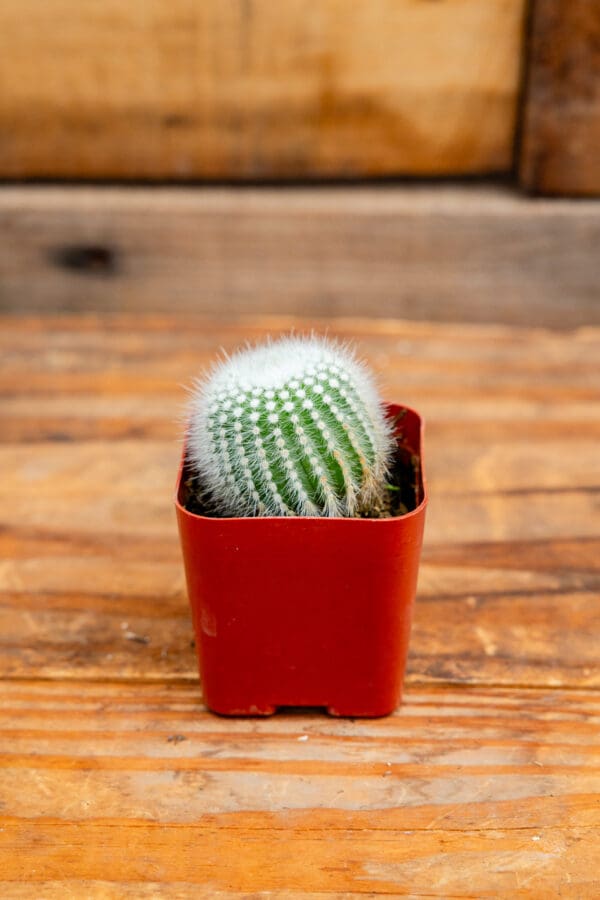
[188,335,395,518]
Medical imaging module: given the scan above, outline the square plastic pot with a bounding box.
[175,403,427,717]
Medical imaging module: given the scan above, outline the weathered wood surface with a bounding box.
[2,186,600,327]
[0,1,525,180]
[520,0,600,196]
[0,314,599,895]
[0,681,599,896]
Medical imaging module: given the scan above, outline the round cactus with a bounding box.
[187,335,395,518]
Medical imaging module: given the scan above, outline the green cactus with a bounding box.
[187,336,394,517]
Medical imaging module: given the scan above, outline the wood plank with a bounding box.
[0,889,345,900]
[3,823,596,896]
[2,437,600,495]
[2,681,598,821]
[1,570,597,686]
[0,890,339,900]
[0,523,598,686]
[1,186,600,326]
[0,682,598,896]
[0,1,525,180]
[520,0,600,196]
[0,315,598,687]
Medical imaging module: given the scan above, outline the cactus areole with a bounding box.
[187,336,395,518]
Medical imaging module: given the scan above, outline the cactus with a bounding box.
[187,335,395,518]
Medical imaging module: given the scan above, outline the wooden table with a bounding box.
[1,314,598,897]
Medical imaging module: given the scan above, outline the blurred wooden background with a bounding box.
[0,0,526,179]
[520,0,600,196]
[0,0,599,321]
[2,185,599,325]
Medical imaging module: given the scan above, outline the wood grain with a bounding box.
[2,186,600,326]
[1,313,599,895]
[0,315,598,688]
[0,681,598,895]
[520,0,600,196]
[0,1,526,180]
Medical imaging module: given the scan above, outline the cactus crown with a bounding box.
[187,335,394,518]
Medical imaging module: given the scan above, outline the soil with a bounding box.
[361,446,421,519]
[182,442,421,520]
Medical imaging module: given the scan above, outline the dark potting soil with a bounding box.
[181,445,421,520]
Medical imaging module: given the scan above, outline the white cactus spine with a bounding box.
[187,335,394,518]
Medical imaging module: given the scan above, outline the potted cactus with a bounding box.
[175,336,427,716]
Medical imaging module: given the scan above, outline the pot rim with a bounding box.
[175,402,427,524]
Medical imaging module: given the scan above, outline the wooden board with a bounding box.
[520,0,600,196]
[0,1,526,179]
[0,314,599,895]
[2,185,600,327]
[0,680,599,896]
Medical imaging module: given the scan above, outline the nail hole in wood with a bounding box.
[51,244,118,276]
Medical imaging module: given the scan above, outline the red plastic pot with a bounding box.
[175,404,427,717]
